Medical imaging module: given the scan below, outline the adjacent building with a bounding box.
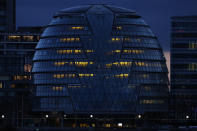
[32,5,169,127]
[0,26,42,126]
[0,0,16,32]
[171,16,197,119]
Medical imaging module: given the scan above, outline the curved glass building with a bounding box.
[32,5,169,117]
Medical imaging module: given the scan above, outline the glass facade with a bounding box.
[33,5,169,114]
[171,16,197,119]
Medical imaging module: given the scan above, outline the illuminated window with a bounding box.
[8,35,21,41]
[189,41,197,49]
[71,26,84,30]
[113,50,121,53]
[80,123,89,128]
[111,37,131,42]
[14,75,31,80]
[106,61,161,68]
[54,73,95,79]
[23,36,34,42]
[10,84,15,88]
[106,62,132,68]
[75,62,94,67]
[124,37,131,42]
[0,83,2,88]
[54,61,94,67]
[107,50,121,55]
[140,100,164,104]
[111,50,121,54]
[57,49,82,54]
[142,74,149,79]
[60,37,80,42]
[53,74,76,79]
[116,26,122,30]
[57,49,94,54]
[123,49,144,54]
[104,124,111,128]
[115,74,129,78]
[189,63,197,71]
[24,64,32,72]
[79,74,94,78]
[135,62,148,67]
[112,37,122,42]
[52,86,64,91]
[106,63,112,68]
[85,50,94,53]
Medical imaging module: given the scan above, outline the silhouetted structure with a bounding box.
[171,16,197,120]
[0,0,15,32]
[0,27,42,127]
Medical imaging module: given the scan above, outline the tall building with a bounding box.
[171,16,197,119]
[0,27,42,126]
[32,5,169,127]
[0,0,16,32]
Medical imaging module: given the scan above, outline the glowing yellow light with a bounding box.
[112,50,121,53]
[54,61,94,67]
[23,36,34,41]
[86,50,94,53]
[115,74,129,78]
[72,26,84,30]
[52,86,64,91]
[116,26,122,30]
[60,37,80,42]
[57,50,83,54]
[8,35,21,41]
[53,74,76,78]
[79,74,94,77]
[106,62,132,67]
[76,38,80,41]
[0,83,2,88]
[14,75,31,80]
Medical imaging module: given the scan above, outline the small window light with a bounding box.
[186,115,189,119]
[90,115,93,118]
[118,123,122,127]
[45,115,49,118]
[138,114,141,119]
[1,115,5,119]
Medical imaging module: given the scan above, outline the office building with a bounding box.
[0,0,16,32]
[0,26,42,126]
[171,16,197,119]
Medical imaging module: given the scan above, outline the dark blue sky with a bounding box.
[16,0,197,51]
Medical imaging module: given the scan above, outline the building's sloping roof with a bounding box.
[56,4,136,16]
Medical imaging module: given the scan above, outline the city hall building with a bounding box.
[32,5,169,127]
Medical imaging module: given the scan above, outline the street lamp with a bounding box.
[138,114,141,119]
[90,114,93,118]
[118,123,123,127]
[186,115,189,119]
[45,114,49,118]
[64,114,67,118]
[1,115,4,119]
